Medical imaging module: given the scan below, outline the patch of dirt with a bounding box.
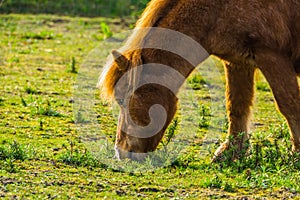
[0,177,18,186]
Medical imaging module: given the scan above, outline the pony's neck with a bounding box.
[138,0,226,71]
[130,0,228,92]
[151,0,224,51]
[141,49,196,79]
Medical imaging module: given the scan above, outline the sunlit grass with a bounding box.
[0,14,300,199]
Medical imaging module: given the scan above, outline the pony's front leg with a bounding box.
[213,63,256,161]
[255,51,300,153]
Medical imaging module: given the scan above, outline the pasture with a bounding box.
[0,10,300,200]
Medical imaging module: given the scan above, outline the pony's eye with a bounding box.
[116,99,125,106]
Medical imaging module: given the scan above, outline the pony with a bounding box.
[98,0,300,161]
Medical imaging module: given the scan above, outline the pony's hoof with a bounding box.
[211,139,250,163]
[211,140,230,162]
[292,146,300,155]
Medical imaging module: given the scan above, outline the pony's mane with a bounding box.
[98,0,179,99]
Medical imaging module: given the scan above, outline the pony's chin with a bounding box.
[115,146,148,161]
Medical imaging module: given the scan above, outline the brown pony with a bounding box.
[98,0,300,161]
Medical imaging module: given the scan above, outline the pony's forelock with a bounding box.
[98,0,176,100]
[97,55,117,100]
[97,49,143,100]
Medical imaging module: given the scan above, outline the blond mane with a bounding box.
[98,0,178,99]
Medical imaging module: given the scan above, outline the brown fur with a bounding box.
[99,0,300,160]
[98,0,179,99]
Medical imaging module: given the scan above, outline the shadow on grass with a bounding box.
[0,0,149,17]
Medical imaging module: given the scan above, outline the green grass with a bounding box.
[0,0,150,17]
[0,14,300,199]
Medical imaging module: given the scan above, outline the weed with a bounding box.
[7,56,20,63]
[38,106,62,117]
[217,124,300,173]
[57,141,99,167]
[223,182,235,192]
[30,98,63,117]
[199,104,211,128]
[67,56,77,73]
[75,108,89,123]
[38,118,43,131]
[3,159,18,173]
[20,96,27,107]
[161,117,179,147]
[204,175,223,189]
[256,82,271,92]
[0,141,31,161]
[22,31,55,40]
[187,73,206,90]
[0,97,4,106]
[100,22,113,39]
[57,150,100,167]
[25,86,38,95]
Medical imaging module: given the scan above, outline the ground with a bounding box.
[0,14,300,199]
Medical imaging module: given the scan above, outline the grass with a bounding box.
[0,141,33,173]
[0,0,150,17]
[0,13,300,199]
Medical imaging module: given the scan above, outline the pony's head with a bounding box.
[98,49,178,161]
[98,0,200,161]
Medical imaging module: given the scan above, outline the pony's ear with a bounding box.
[112,50,129,72]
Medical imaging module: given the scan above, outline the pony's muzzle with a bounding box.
[115,146,148,161]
